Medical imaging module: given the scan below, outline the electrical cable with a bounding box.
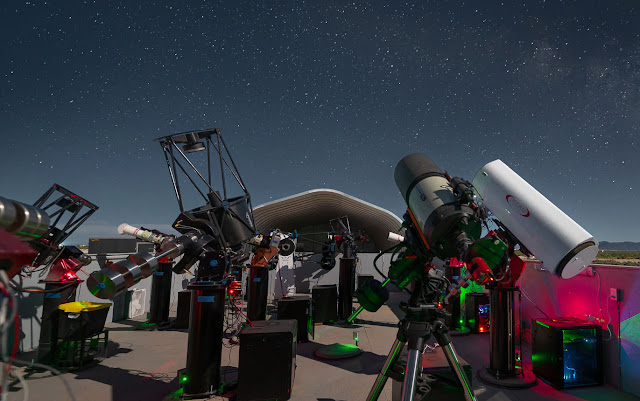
[594,270,613,341]
[232,299,253,327]
[519,286,551,319]
[11,359,77,401]
[603,295,613,341]
[10,281,79,294]
[372,244,402,280]
[10,365,29,401]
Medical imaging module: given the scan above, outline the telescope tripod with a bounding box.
[367,304,476,401]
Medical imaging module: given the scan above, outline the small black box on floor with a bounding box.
[174,290,191,329]
[532,318,602,389]
[312,284,337,324]
[277,296,312,342]
[465,293,490,333]
[237,320,297,401]
[357,274,374,291]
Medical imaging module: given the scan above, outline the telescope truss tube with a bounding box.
[472,160,598,279]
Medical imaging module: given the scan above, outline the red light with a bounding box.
[334,235,342,241]
[479,327,484,332]
[61,272,78,282]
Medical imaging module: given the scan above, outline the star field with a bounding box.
[1,1,639,243]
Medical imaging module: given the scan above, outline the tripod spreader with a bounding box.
[367,304,476,401]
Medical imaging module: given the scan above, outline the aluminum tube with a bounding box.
[367,338,404,401]
[401,348,422,401]
[129,252,160,278]
[87,246,181,299]
[442,343,476,401]
[0,196,50,240]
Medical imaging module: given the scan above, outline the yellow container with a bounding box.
[58,301,112,313]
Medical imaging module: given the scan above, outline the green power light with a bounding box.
[181,375,188,383]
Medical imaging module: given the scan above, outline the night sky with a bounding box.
[2,1,639,244]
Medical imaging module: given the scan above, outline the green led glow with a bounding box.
[515,365,522,369]
[347,306,364,323]
[16,231,41,238]
[368,341,403,400]
[181,375,188,383]
[447,344,474,399]
[535,320,550,329]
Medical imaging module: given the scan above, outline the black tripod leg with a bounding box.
[433,321,476,401]
[367,338,405,401]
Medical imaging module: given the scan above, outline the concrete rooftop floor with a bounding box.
[7,293,640,401]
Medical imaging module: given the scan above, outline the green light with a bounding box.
[347,306,364,323]
[369,341,403,400]
[16,231,41,238]
[181,375,188,383]
[535,320,550,329]
[447,343,474,399]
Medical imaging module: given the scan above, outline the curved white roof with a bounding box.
[253,189,403,251]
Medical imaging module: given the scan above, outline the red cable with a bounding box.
[232,300,254,327]
[15,264,39,285]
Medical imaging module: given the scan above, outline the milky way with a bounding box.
[1,1,639,243]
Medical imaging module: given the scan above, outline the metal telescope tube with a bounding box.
[87,233,196,299]
[394,154,480,260]
[0,196,50,241]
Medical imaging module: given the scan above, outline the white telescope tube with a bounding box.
[472,160,598,279]
[118,223,168,246]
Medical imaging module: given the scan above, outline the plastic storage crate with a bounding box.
[58,301,111,340]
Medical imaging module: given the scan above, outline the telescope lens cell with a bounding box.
[87,269,126,299]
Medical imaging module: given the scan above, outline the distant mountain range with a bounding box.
[599,241,640,251]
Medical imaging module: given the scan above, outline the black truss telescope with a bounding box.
[154,128,256,249]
